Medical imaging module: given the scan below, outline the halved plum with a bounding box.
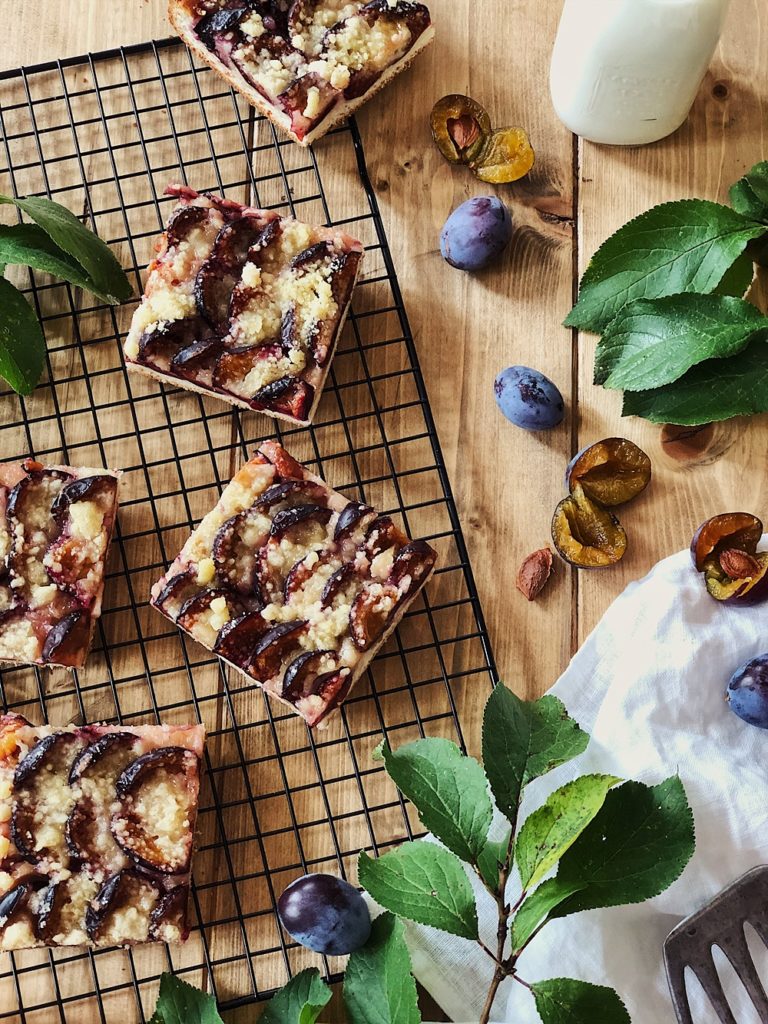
[152,569,202,621]
[388,539,436,594]
[565,438,651,507]
[270,503,332,539]
[214,609,269,666]
[212,343,283,396]
[277,73,337,140]
[12,732,84,864]
[170,336,224,379]
[165,204,211,248]
[195,216,268,331]
[148,884,190,942]
[254,480,328,514]
[364,515,407,559]
[282,649,339,701]
[69,731,141,784]
[430,94,491,166]
[284,550,335,603]
[258,440,306,480]
[291,241,332,270]
[195,5,250,51]
[50,475,116,527]
[6,469,72,587]
[334,502,376,544]
[112,747,199,874]
[349,583,399,650]
[551,484,628,569]
[40,609,91,666]
[253,376,314,420]
[249,620,308,680]
[691,513,768,604]
[0,875,47,931]
[320,562,358,608]
[177,587,249,646]
[85,869,160,942]
[35,878,71,943]
[212,507,272,595]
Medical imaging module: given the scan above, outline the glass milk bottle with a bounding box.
[549,0,732,145]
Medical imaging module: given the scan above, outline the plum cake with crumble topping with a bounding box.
[0,715,204,950]
[151,441,437,727]
[0,460,119,669]
[124,185,363,425]
[169,0,434,145]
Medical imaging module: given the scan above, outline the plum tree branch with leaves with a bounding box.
[148,684,695,1024]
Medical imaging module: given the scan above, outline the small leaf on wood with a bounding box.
[358,843,478,939]
[148,973,224,1024]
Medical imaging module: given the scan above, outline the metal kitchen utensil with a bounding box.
[664,865,768,1023]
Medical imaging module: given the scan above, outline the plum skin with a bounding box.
[440,196,512,271]
[727,655,768,728]
[494,366,564,431]
[277,873,371,955]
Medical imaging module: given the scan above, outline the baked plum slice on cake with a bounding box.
[151,441,437,727]
[0,459,119,669]
[124,186,363,425]
[169,0,434,145]
[0,715,204,950]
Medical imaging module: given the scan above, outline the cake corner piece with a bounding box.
[0,459,120,670]
[124,186,363,425]
[151,441,437,727]
[0,715,204,951]
[167,0,433,146]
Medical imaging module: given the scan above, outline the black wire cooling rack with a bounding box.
[0,37,497,1022]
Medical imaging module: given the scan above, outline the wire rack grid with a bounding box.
[0,37,497,1022]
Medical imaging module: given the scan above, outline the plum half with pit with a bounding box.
[565,438,651,507]
[494,366,564,431]
[277,873,371,955]
[727,654,768,729]
[551,484,628,569]
[690,512,768,604]
[440,196,512,272]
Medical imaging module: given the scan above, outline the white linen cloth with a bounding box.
[407,544,768,1023]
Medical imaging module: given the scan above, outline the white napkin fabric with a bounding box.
[408,543,768,1023]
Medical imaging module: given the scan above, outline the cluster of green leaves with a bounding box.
[0,194,132,395]
[566,160,768,425]
[147,912,419,1024]
[360,684,695,1024]
[146,685,695,1024]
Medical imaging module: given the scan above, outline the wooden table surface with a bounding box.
[3,0,768,1019]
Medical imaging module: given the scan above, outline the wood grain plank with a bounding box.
[576,0,768,643]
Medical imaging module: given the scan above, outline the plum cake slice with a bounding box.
[124,185,363,426]
[0,459,120,669]
[169,0,434,146]
[151,441,437,727]
[0,715,204,950]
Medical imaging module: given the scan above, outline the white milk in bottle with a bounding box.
[549,0,732,145]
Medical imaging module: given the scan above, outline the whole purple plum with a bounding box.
[494,366,564,431]
[440,196,512,271]
[727,655,768,729]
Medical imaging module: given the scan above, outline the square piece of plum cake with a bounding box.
[0,459,119,669]
[169,0,434,146]
[0,715,204,950]
[151,441,437,726]
[124,186,363,425]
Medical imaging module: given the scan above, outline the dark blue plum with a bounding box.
[727,655,768,729]
[494,365,564,431]
[277,873,371,955]
[440,196,512,271]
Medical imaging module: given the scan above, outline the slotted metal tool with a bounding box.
[665,865,768,1023]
